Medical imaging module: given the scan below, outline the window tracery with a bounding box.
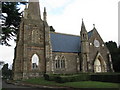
[54,55,66,69]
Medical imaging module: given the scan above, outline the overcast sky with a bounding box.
[0,0,119,67]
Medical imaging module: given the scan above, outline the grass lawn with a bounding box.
[23,78,120,88]
[23,78,62,86]
[63,81,120,88]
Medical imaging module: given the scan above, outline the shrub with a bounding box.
[44,74,59,81]
[44,73,120,83]
[44,74,49,80]
[44,74,90,83]
[90,73,120,83]
[56,74,90,83]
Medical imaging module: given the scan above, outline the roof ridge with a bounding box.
[88,30,93,33]
[50,32,80,37]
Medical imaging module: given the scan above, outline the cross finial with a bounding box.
[82,18,83,21]
[93,24,95,28]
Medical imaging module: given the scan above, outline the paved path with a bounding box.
[2,80,67,90]
[2,80,30,88]
[2,80,119,90]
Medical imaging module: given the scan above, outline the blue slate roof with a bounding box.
[50,31,93,53]
[88,30,93,39]
[50,33,81,53]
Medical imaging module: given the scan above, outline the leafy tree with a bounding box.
[1,2,26,46]
[2,63,12,79]
[105,41,117,53]
[105,41,120,72]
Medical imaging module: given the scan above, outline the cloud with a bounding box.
[40,0,75,15]
[41,0,73,9]
[42,0,118,43]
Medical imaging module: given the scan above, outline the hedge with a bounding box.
[44,73,120,83]
[44,74,90,83]
[57,74,90,83]
[44,74,59,81]
[90,74,120,83]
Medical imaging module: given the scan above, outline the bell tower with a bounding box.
[13,0,47,80]
[80,19,90,72]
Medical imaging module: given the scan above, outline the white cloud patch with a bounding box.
[41,0,118,43]
[41,0,74,9]
[41,0,75,15]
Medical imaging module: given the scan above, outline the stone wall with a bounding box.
[51,52,80,74]
[88,29,113,72]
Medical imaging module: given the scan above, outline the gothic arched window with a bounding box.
[54,56,66,69]
[55,56,60,68]
[31,54,39,69]
[61,56,65,68]
[83,34,85,38]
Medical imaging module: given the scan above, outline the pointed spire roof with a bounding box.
[28,0,41,20]
[81,19,87,32]
[82,19,85,27]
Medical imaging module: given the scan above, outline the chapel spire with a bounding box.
[80,19,88,41]
[28,0,41,20]
[80,19,89,72]
[81,19,87,32]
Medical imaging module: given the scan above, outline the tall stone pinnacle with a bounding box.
[28,0,41,20]
[43,7,47,22]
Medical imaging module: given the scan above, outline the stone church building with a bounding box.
[13,0,114,80]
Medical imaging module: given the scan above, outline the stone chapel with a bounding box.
[13,0,114,80]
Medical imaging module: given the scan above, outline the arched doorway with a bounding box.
[94,53,107,73]
[31,54,39,69]
[94,58,101,73]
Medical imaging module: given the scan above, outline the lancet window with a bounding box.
[54,55,66,69]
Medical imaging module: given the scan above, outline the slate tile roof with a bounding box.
[88,30,93,39]
[50,31,93,53]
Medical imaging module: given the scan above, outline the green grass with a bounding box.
[23,78,62,86]
[23,78,120,88]
[63,81,120,88]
